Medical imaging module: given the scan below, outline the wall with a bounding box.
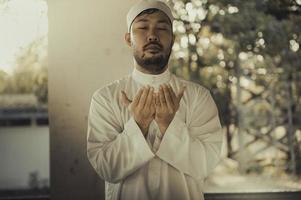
[48,0,135,199]
[0,126,49,189]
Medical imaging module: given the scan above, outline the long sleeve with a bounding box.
[156,88,223,180]
[87,89,155,184]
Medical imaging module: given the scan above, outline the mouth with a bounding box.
[144,44,162,52]
[145,49,160,54]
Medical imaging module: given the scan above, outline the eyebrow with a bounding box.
[157,19,170,25]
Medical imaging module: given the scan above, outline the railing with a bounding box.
[205,192,301,200]
[0,196,49,200]
[0,189,49,200]
[0,108,48,126]
[1,192,301,200]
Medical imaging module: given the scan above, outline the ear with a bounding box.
[125,32,132,47]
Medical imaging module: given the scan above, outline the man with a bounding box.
[87,0,223,199]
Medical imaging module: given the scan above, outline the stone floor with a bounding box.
[204,158,301,193]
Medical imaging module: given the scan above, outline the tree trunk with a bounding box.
[286,76,296,175]
[235,60,246,173]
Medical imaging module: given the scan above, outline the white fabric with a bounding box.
[87,68,223,200]
[126,0,174,32]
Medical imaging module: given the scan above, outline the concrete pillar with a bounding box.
[48,0,135,199]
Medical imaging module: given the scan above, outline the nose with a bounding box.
[148,35,159,42]
[147,29,159,42]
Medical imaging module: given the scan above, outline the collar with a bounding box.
[132,67,171,87]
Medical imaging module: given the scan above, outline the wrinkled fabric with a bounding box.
[87,68,223,200]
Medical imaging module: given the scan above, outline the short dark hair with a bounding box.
[137,8,160,16]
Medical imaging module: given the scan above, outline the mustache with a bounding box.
[143,42,163,50]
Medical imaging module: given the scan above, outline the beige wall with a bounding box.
[49,0,136,199]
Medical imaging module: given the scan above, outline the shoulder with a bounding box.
[173,75,219,117]
[91,75,130,102]
[171,74,210,98]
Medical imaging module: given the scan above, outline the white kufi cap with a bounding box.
[126,0,174,32]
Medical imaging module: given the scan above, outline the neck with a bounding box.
[134,61,168,75]
[132,66,171,91]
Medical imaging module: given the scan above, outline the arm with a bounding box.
[87,90,155,183]
[156,88,223,180]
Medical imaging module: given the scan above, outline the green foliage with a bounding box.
[0,37,48,104]
[170,0,301,174]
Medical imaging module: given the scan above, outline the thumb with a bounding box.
[121,91,132,107]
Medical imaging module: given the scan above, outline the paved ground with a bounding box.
[204,158,301,193]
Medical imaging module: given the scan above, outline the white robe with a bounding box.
[87,68,223,200]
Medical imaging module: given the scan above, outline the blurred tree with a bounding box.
[1,37,48,104]
[169,0,301,175]
[0,70,8,93]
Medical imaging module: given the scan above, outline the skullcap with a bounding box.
[126,0,174,32]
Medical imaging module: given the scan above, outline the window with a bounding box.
[0,0,49,198]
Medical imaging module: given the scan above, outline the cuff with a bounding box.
[164,113,188,141]
[124,117,155,160]
[156,113,189,158]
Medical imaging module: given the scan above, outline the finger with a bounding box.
[132,88,144,106]
[138,86,150,108]
[151,93,156,116]
[144,87,154,109]
[121,91,132,107]
[166,84,176,106]
[163,84,174,110]
[159,85,166,107]
[177,86,186,103]
[155,93,161,107]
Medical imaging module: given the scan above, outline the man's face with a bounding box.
[126,10,174,73]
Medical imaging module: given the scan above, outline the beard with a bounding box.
[133,45,172,74]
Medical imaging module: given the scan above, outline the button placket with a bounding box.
[146,121,161,199]
[153,136,161,152]
[147,157,161,199]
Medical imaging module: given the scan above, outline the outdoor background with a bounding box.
[0,0,300,198]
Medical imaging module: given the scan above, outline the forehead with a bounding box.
[133,10,171,25]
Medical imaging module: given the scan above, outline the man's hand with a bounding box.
[121,86,155,137]
[155,84,186,134]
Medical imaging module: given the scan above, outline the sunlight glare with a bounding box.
[0,0,47,74]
